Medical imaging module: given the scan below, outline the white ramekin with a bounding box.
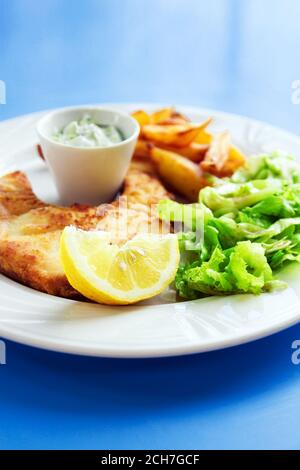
[36,106,140,205]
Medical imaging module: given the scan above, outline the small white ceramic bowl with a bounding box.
[36,106,140,205]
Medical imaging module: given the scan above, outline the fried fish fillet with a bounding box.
[96,158,174,241]
[0,162,173,298]
[0,171,44,216]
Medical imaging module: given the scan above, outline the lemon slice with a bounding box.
[60,227,180,305]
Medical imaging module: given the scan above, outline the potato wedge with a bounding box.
[164,143,209,162]
[218,146,246,176]
[194,130,213,145]
[150,147,208,201]
[158,117,189,125]
[171,110,190,122]
[201,131,231,172]
[201,132,245,177]
[143,120,212,148]
[158,110,190,125]
[132,110,151,127]
[133,139,153,158]
[151,108,174,124]
[155,142,209,162]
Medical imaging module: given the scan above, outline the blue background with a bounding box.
[1,0,300,450]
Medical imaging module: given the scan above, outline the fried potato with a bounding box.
[200,132,245,177]
[132,110,151,127]
[159,117,188,125]
[194,129,213,145]
[143,119,211,148]
[163,143,209,162]
[170,111,190,122]
[132,108,184,127]
[217,146,246,177]
[155,110,190,126]
[133,139,153,158]
[200,131,230,175]
[150,147,208,201]
[153,142,209,162]
[151,108,174,124]
[132,107,246,186]
[134,140,208,163]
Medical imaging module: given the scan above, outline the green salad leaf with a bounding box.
[232,151,300,184]
[175,242,279,298]
[158,152,300,299]
[200,179,283,217]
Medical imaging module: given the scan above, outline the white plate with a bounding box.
[0,103,300,358]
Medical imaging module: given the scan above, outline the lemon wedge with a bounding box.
[60,227,180,305]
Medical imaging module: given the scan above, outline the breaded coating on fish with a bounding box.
[0,171,44,216]
[0,161,173,298]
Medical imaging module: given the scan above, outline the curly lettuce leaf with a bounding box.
[226,241,273,294]
[199,179,283,216]
[176,241,283,298]
[159,152,300,298]
[240,185,300,223]
[232,152,300,184]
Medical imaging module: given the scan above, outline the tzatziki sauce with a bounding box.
[53,115,124,148]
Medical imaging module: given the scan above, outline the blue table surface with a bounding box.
[1,0,300,450]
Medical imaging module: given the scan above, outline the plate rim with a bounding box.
[1,303,300,358]
[0,102,300,358]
